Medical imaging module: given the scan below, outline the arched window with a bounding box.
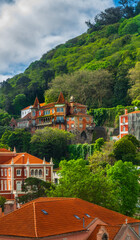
[39,169,42,177]
[35,169,38,177]
[31,169,34,176]
[102,233,108,240]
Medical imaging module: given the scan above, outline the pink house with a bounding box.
[0,197,139,239]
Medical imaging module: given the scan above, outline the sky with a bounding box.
[0,0,117,82]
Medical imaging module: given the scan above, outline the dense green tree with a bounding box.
[128,62,140,101]
[94,7,123,26]
[0,109,11,126]
[18,177,52,204]
[48,159,119,211]
[30,128,74,166]
[45,69,113,108]
[89,141,116,170]
[0,196,6,211]
[0,129,31,152]
[123,134,140,148]
[107,160,140,216]
[113,137,136,161]
[12,94,27,115]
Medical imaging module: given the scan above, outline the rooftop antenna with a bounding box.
[83,217,85,228]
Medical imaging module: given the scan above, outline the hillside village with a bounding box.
[0,0,140,239]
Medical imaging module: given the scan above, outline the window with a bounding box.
[44,110,50,115]
[123,126,125,132]
[8,181,10,190]
[57,108,64,112]
[71,124,74,128]
[31,169,34,176]
[39,119,41,124]
[1,180,3,190]
[32,120,36,126]
[79,124,83,128]
[39,169,42,177]
[71,117,74,121]
[16,169,21,176]
[46,169,49,176]
[67,124,69,129]
[66,118,69,121]
[59,125,61,129]
[8,169,10,176]
[16,181,22,191]
[39,111,41,116]
[54,178,58,184]
[4,180,7,190]
[123,117,125,123]
[86,124,89,127]
[56,116,64,122]
[1,169,3,176]
[35,169,38,177]
[24,169,26,176]
[32,111,36,117]
[86,117,89,121]
[52,109,54,114]
[79,117,82,121]
[102,233,108,240]
[5,169,7,176]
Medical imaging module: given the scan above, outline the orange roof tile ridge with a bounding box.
[33,202,38,238]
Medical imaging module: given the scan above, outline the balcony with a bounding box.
[36,122,52,127]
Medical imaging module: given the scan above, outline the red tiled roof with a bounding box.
[121,110,140,116]
[22,105,32,111]
[0,148,12,153]
[1,153,50,165]
[88,225,121,240]
[0,198,139,238]
[33,97,40,108]
[57,92,65,104]
[21,112,31,120]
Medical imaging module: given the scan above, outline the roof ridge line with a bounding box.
[33,202,38,238]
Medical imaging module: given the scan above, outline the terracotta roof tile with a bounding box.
[2,153,50,165]
[0,198,139,238]
[22,105,32,111]
[88,225,121,240]
[57,92,65,104]
[0,148,12,153]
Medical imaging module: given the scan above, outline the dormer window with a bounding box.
[102,233,108,240]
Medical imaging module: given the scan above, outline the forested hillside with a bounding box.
[0,10,140,117]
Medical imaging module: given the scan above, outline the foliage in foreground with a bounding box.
[18,177,52,204]
[48,158,140,216]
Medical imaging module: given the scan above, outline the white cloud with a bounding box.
[0,0,114,82]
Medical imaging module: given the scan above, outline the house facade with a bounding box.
[119,109,140,140]
[15,93,94,143]
[0,197,139,239]
[0,148,53,199]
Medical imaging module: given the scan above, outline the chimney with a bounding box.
[125,109,128,115]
